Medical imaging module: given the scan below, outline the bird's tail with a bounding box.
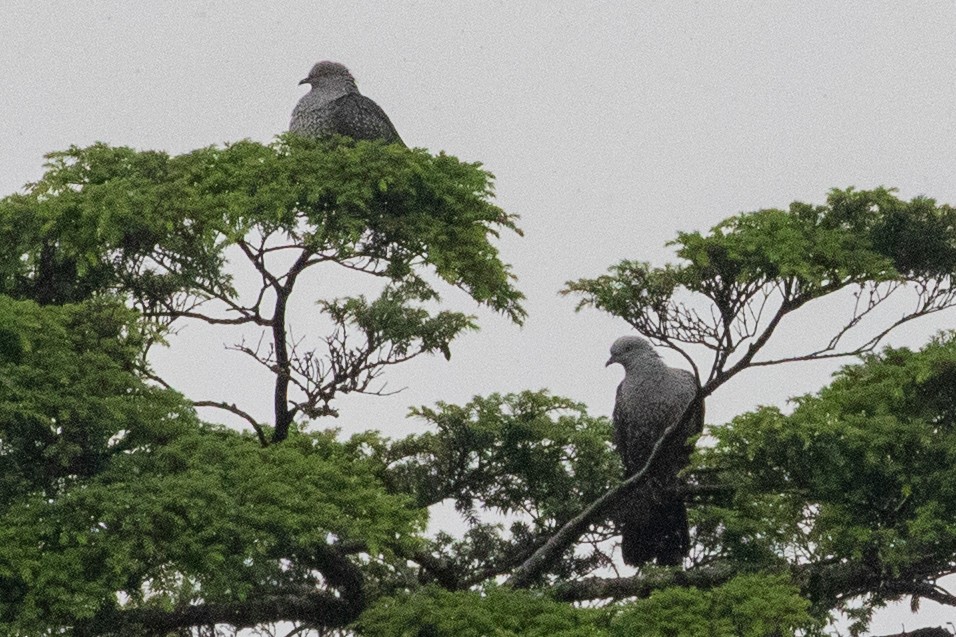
[619,486,689,567]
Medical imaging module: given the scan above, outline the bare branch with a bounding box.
[271,248,315,442]
[551,561,736,602]
[751,295,956,368]
[238,239,283,290]
[193,400,269,447]
[154,310,269,326]
[870,628,953,637]
[143,371,174,391]
[883,580,956,608]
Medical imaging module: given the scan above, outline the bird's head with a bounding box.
[298,61,357,88]
[606,335,659,368]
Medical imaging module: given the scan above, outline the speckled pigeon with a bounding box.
[606,335,704,566]
[290,61,404,145]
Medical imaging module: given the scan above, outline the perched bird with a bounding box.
[606,335,703,566]
[289,61,404,145]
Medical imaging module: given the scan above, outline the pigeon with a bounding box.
[290,61,404,145]
[606,335,703,566]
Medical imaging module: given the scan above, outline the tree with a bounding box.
[0,136,954,636]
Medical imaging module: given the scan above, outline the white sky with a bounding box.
[2,2,955,632]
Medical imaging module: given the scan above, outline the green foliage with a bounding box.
[565,188,956,352]
[0,297,423,632]
[0,427,424,632]
[319,283,477,364]
[696,332,956,596]
[0,143,228,307]
[0,296,179,506]
[177,134,523,319]
[611,574,814,637]
[357,575,813,637]
[358,586,608,637]
[674,190,900,292]
[0,424,424,630]
[398,392,618,517]
[1,138,523,316]
[385,392,619,582]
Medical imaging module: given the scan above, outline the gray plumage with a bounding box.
[290,61,404,145]
[606,335,703,566]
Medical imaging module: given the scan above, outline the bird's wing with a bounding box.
[614,363,699,567]
[612,383,629,465]
[674,368,704,438]
[327,93,404,145]
[289,99,310,133]
[617,386,669,475]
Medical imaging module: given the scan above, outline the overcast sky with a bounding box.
[2,2,956,631]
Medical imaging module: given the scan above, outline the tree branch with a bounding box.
[73,543,364,637]
[193,400,269,447]
[551,561,736,602]
[871,629,953,637]
[550,554,955,612]
[155,310,269,326]
[271,248,313,443]
[72,590,355,637]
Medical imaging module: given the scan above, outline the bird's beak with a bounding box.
[605,357,615,367]
[298,78,309,85]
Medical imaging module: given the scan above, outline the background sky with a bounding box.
[2,2,955,632]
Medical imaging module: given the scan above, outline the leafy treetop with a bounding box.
[0,137,525,443]
[2,143,956,636]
